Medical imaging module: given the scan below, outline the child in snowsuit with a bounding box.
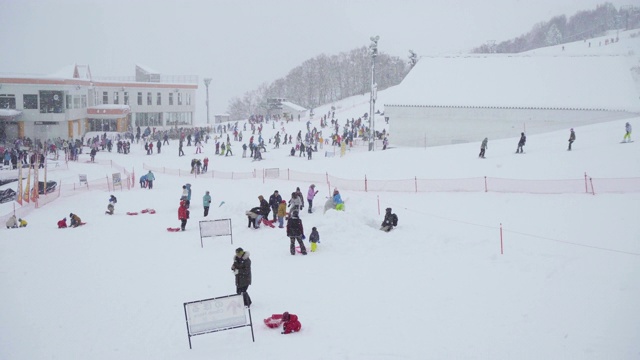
[277,200,287,228]
[309,227,320,252]
[57,218,68,228]
[623,122,632,143]
[18,218,27,227]
[281,312,301,334]
[178,200,189,231]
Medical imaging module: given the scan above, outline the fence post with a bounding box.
[589,177,595,195]
[365,175,368,192]
[584,172,588,193]
[415,176,418,192]
[106,176,110,192]
[500,223,504,255]
[288,168,290,181]
[484,176,488,192]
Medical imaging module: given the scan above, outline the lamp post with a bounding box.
[368,36,379,151]
[203,78,212,126]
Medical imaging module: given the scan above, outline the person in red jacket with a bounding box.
[281,312,301,334]
[178,200,189,231]
[57,217,67,228]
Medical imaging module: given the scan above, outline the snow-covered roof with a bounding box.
[281,101,306,112]
[384,54,640,112]
[88,104,130,110]
[136,64,159,74]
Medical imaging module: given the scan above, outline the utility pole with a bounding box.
[369,36,379,151]
[203,78,212,125]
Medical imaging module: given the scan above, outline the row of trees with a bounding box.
[227,48,413,120]
[472,3,639,53]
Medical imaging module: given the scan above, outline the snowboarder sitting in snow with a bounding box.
[380,208,398,232]
[264,312,301,334]
[18,218,27,227]
[69,213,82,227]
[57,217,68,228]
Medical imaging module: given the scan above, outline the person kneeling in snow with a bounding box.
[57,217,68,228]
[263,312,301,334]
[380,208,398,232]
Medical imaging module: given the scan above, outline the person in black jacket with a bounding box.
[231,247,252,307]
[380,208,398,232]
[516,132,526,154]
[258,195,270,224]
[286,211,306,255]
[268,190,282,222]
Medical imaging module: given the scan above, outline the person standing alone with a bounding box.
[231,247,252,307]
[567,128,576,151]
[516,132,526,154]
[479,137,488,158]
[203,191,211,217]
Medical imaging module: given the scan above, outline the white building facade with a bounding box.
[0,65,197,142]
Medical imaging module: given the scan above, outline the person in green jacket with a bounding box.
[203,191,211,217]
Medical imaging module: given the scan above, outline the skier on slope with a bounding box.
[516,132,526,154]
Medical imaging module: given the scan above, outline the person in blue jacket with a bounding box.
[332,188,344,211]
[145,171,155,189]
[203,191,211,217]
[139,174,147,188]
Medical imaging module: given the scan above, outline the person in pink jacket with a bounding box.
[306,184,318,214]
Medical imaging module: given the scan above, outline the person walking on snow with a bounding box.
[268,190,282,222]
[203,191,211,217]
[286,210,307,255]
[516,132,526,153]
[146,171,155,189]
[307,184,318,213]
[568,128,576,151]
[178,200,189,231]
[231,247,252,307]
[479,137,488,158]
[309,226,320,252]
[623,122,632,143]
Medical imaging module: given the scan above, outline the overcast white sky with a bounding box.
[0,0,630,117]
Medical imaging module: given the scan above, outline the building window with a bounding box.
[81,95,87,108]
[186,93,191,105]
[137,92,142,105]
[0,94,17,109]
[73,96,82,109]
[177,92,182,105]
[157,92,161,105]
[169,93,174,105]
[147,92,152,105]
[124,92,129,105]
[114,92,119,105]
[39,91,64,113]
[66,95,73,109]
[23,94,38,109]
[103,91,109,104]
[134,112,163,127]
[164,111,192,126]
[93,91,99,106]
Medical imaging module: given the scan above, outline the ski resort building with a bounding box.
[0,65,198,142]
[383,38,640,147]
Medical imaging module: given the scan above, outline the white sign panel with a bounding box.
[112,173,121,186]
[185,294,246,335]
[199,219,231,238]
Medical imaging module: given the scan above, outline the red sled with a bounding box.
[264,314,284,328]
[262,218,275,228]
[141,209,149,214]
[127,212,139,216]
[148,209,156,214]
[167,227,181,232]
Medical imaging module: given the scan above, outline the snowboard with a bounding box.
[620,140,634,144]
[167,227,182,232]
[71,222,87,228]
[262,218,276,228]
[127,212,139,216]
